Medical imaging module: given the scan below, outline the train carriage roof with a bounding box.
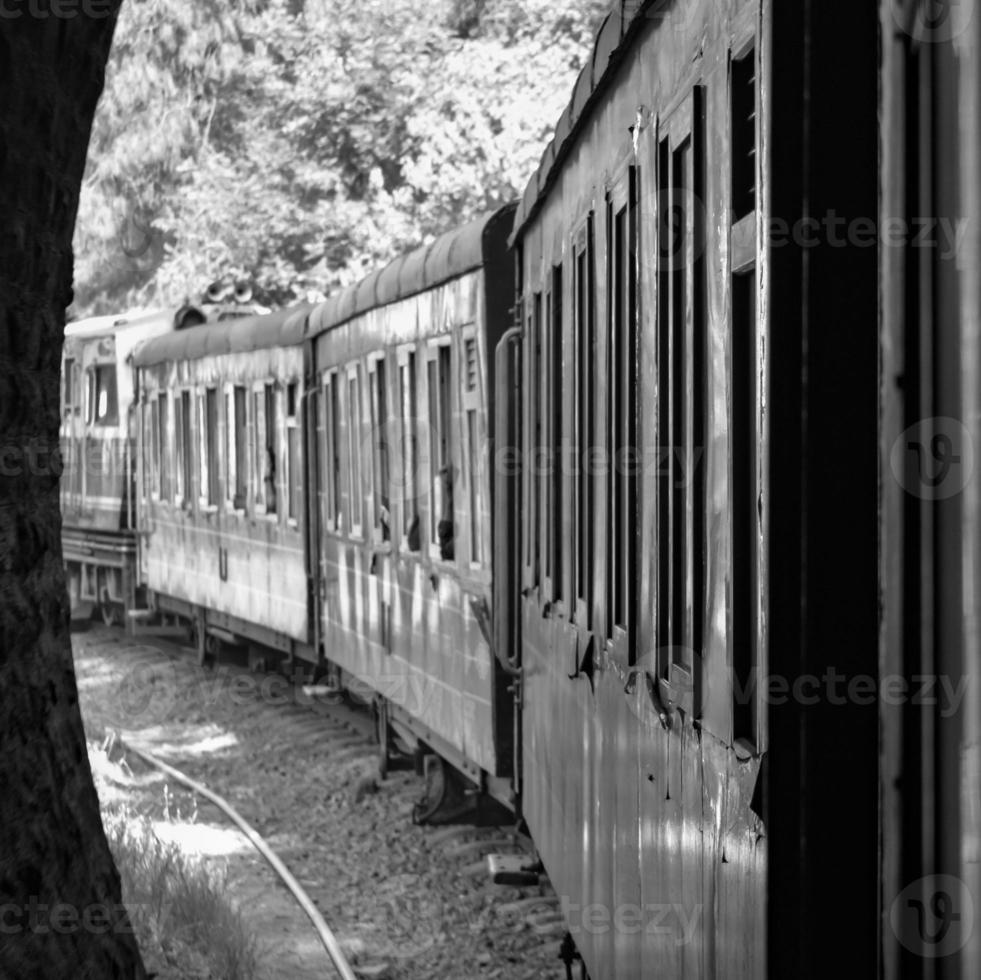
[510,0,653,243]
[132,304,312,368]
[306,204,515,338]
[65,307,171,339]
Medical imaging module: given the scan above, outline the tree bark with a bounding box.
[0,8,147,978]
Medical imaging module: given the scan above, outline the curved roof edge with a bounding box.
[133,304,312,368]
[65,308,171,339]
[509,0,655,245]
[307,203,516,339]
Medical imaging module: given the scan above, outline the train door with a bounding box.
[367,353,393,658]
[316,369,341,664]
[493,314,523,790]
[305,378,322,659]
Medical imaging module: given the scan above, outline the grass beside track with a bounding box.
[93,745,261,980]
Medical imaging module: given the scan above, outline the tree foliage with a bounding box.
[72,0,608,315]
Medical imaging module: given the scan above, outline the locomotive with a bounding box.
[61,0,981,977]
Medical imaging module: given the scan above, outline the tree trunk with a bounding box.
[0,9,147,979]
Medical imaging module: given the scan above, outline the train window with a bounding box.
[175,391,191,507]
[398,349,420,551]
[224,390,235,510]
[547,263,563,602]
[731,269,758,743]
[286,382,301,524]
[197,393,207,507]
[541,290,551,587]
[252,388,265,512]
[731,45,757,222]
[347,365,364,537]
[174,393,183,502]
[466,409,483,566]
[91,365,118,426]
[69,360,81,415]
[205,387,219,506]
[573,214,596,621]
[657,88,706,677]
[322,374,341,532]
[525,294,541,583]
[159,393,172,501]
[607,166,639,648]
[149,396,160,499]
[462,329,483,568]
[63,358,75,413]
[140,394,151,502]
[232,386,247,510]
[264,384,277,515]
[428,343,453,559]
[731,46,759,741]
[368,358,390,542]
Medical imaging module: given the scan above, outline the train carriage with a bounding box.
[60,308,195,624]
[503,0,768,975]
[132,306,315,663]
[305,206,518,811]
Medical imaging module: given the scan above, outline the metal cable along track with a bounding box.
[115,734,359,980]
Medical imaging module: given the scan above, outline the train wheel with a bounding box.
[411,754,473,825]
[201,634,220,669]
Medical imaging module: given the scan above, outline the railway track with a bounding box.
[73,624,567,980]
